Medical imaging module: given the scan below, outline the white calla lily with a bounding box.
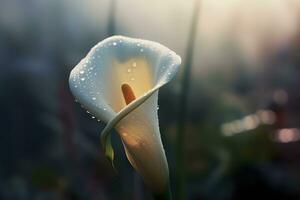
[69,36,181,194]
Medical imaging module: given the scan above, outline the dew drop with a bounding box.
[113,42,117,46]
[127,68,132,73]
[140,48,144,52]
[86,110,90,114]
[132,62,137,67]
[103,108,107,111]
[92,97,96,100]
[91,116,95,119]
[130,77,135,81]
[81,78,85,81]
[80,70,84,74]
[74,85,78,88]
[137,43,141,47]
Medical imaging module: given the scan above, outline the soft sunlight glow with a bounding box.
[257,110,276,125]
[243,114,260,130]
[274,128,300,143]
[221,109,276,136]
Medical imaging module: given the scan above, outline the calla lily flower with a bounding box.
[69,36,181,194]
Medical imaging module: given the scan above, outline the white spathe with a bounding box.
[69,36,181,193]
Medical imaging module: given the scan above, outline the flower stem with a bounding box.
[107,0,116,36]
[175,0,200,200]
[153,185,173,200]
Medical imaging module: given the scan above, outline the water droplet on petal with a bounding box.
[113,42,117,46]
[140,48,144,52]
[91,116,95,119]
[80,70,84,74]
[127,68,132,73]
[81,78,85,81]
[92,97,96,100]
[130,77,135,81]
[132,62,137,67]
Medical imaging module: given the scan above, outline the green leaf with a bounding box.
[104,133,115,169]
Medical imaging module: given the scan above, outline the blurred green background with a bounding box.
[1,0,300,199]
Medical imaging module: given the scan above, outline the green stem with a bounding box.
[107,0,116,36]
[175,1,200,200]
[153,184,172,200]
